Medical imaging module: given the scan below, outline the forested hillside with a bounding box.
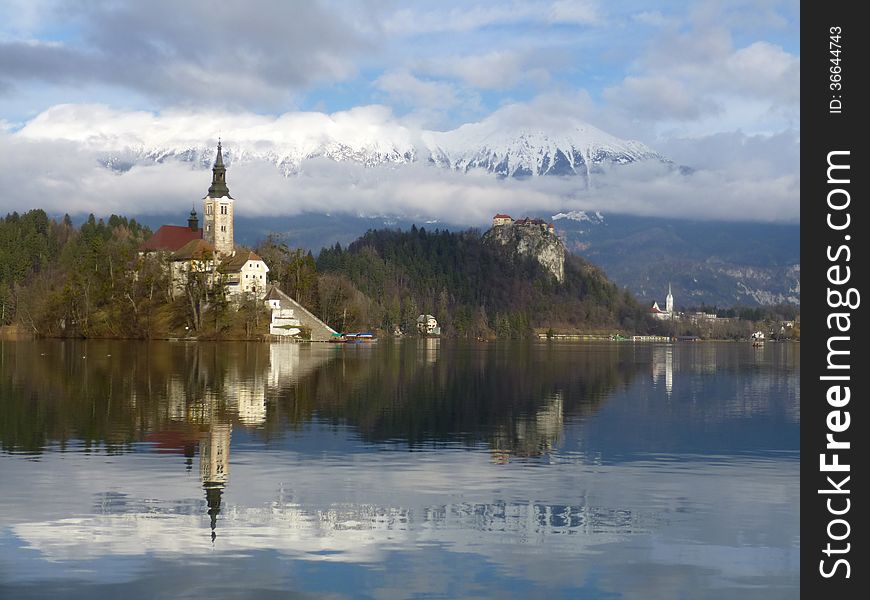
[315,226,650,337]
[6,210,768,340]
[1,210,151,336]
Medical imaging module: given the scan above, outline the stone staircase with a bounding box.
[265,285,337,341]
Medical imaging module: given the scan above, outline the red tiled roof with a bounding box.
[172,239,215,261]
[141,225,202,252]
[493,213,512,219]
[219,250,267,273]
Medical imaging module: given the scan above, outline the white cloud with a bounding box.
[604,76,710,121]
[374,71,461,111]
[415,49,556,91]
[0,0,368,108]
[0,101,799,225]
[602,24,798,136]
[382,0,600,36]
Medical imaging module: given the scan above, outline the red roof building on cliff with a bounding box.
[492,214,514,226]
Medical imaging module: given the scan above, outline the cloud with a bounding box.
[601,22,799,135]
[603,76,709,121]
[0,0,368,108]
[382,1,600,36]
[0,101,799,225]
[415,49,557,91]
[374,71,461,111]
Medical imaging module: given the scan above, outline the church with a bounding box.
[140,142,269,299]
[649,283,675,320]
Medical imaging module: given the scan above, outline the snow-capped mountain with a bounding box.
[424,120,662,179]
[20,104,666,180]
[551,210,605,224]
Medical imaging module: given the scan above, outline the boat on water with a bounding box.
[343,332,378,344]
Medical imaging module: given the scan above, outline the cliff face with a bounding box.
[483,223,565,283]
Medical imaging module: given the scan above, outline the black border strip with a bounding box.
[803,2,866,595]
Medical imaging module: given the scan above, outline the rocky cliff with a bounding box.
[483,222,565,283]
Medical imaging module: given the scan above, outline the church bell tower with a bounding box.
[666,283,674,314]
[203,141,235,257]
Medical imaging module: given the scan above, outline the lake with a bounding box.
[0,339,799,599]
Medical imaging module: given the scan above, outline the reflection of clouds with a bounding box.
[12,497,652,564]
[0,341,800,595]
[4,444,798,593]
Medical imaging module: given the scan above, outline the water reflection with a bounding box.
[651,344,674,397]
[201,423,231,542]
[0,339,800,597]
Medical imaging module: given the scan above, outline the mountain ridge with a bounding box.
[21,105,666,179]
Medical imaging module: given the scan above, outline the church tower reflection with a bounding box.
[199,422,231,542]
[651,345,674,397]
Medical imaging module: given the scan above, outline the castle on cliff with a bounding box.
[486,213,564,282]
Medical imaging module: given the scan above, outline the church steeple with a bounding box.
[203,140,235,257]
[188,204,199,231]
[207,140,232,199]
[666,282,674,314]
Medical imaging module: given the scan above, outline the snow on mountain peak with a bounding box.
[551,210,605,223]
[18,104,665,179]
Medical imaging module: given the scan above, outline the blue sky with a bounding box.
[0,0,800,222]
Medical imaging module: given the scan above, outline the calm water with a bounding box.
[0,339,799,599]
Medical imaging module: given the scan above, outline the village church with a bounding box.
[140,142,269,299]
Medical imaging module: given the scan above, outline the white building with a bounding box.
[649,284,675,321]
[219,250,269,298]
[142,142,269,302]
[416,314,441,335]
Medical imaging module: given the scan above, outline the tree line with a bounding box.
[4,209,792,340]
[313,226,653,337]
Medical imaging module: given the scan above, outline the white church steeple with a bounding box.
[666,282,674,314]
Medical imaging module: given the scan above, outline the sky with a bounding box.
[0,0,800,224]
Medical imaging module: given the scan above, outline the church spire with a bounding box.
[188,204,199,231]
[207,140,232,198]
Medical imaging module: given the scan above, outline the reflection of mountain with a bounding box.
[6,446,796,594]
[12,496,656,561]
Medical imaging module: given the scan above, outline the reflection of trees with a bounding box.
[0,340,637,456]
[284,341,635,454]
[0,340,274,452]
